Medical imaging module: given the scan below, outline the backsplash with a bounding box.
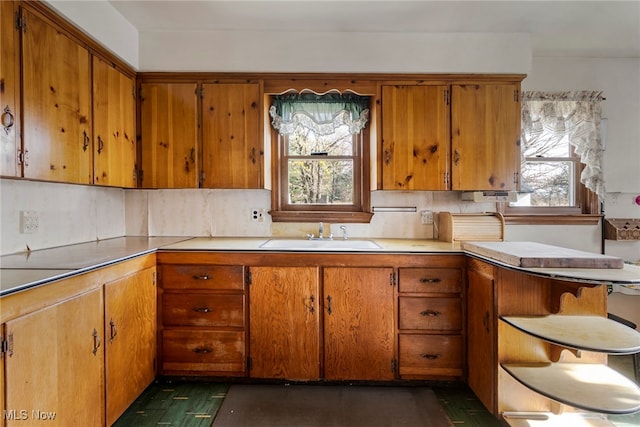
[1,178,494,256]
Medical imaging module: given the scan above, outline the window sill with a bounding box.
[503,214,602,226]
[270,210,374,224]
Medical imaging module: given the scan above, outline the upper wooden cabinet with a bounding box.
[201,82,262,189]
[0,0,20,178]
[380,84,450,190]
[451,83,521,191]
[21,8,92,184]
[139,83,199,188]
[93,57,137,188]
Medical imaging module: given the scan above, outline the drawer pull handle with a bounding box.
[420,309,441,317]
[193,307,212,313]
[193,346,213,354]
[420,278,441,284]
[92,328,101,355]
[420,353,441,360]
[192,275,210,280]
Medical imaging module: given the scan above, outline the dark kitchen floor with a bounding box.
[114,354,639,427]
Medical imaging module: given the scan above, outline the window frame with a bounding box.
[267,90,373,223]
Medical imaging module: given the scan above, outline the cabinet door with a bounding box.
[249,266,320,380]
[104,267,156,426]
[381,85,450,190]
[201,83,262,189]
[324,267,395,380]
[467,261,496,414]
[0,0,20,177]
[5,288,105,427]
[451,83,521,191]
[139,83,198,188]
[21,8,92,184]
[93,56,136,188]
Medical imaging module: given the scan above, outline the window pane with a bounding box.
[287,125,353,156]
[288,159,353,204]
[523,131,571,158]
[513,160,575,207]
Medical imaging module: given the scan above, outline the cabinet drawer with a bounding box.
[399,334,462,377]
[398,268,461,293]
[399,297,461,331]
[161,265,244,290]
[162,329,245,373]
[162,294,244,327]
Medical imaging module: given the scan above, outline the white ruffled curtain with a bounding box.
[269,93,370,136]
[521,91,606,198]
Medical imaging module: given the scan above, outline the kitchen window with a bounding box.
[501,91,604,224]
[268,92,373,223]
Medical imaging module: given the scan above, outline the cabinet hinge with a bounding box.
[391,358,397,373]
[139,169,144,182]
[132,167,137,183]
[514,90,520,102]
[17,149,29,167]
[198,86,205,99]
[15,11,26,32]
[444,89,450,106]
[138,87,145,102]
[389,271,396,286]
[444,172,449,185]
[246,269,252,286]
[1,332,14,357]
[247,356,252,371]
[152,271,157,285]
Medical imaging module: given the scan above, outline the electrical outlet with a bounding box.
[420,210,433,225]
[251,208,266,222]
[20,210,39,233]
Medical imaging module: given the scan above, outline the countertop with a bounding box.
[1,236,638,297]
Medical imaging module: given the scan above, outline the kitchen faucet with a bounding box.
[307,222,333,240]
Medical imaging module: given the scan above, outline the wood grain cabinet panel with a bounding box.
[201,82,262,189]
[399,334,462,378]
[21,8,92,184]
[158,263,246,376]
[380,85,450,190]
[324,267,395,381]
[399,297,462,331]
[93,56,136,188]
[104,267,157,426]
[4,288,105,427]
[397,266,464,380]
[139,83,199,188]
[248,266,320,380]
[451,83,521,191]
[162,329,245,373]
[162,294,244,327]
[0,0,20,178]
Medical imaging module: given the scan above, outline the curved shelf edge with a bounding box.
[502,412,614,427]
[500,315,640,354]
[501,362,640,415]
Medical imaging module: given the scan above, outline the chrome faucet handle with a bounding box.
[340,225,348,240]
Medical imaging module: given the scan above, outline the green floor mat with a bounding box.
[433,386,505,427]
[113,380,229,427]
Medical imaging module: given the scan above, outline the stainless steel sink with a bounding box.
[259,238,381,251]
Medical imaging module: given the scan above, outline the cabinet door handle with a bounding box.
[92,328,101,355]
[453,149,461,166]
[193,307,212,313]
[82,131,90,152]
[483,311,490,333]
[420,309,441,317]
[97,135,104,154]
[420,277,441,284]
[1,106,15,133]
[109,319,117,342]
[420,353,441,360]
[193,346,212,354]
[192,275,210,280]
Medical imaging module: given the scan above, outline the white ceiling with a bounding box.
[107,0,640,58]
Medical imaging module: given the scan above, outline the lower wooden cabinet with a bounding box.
[249,267,321,380]
[104,267,157,426]
[397,267,464,379]
[4,288,105,426]
[324,267,395,380]
[158,264,247,376]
